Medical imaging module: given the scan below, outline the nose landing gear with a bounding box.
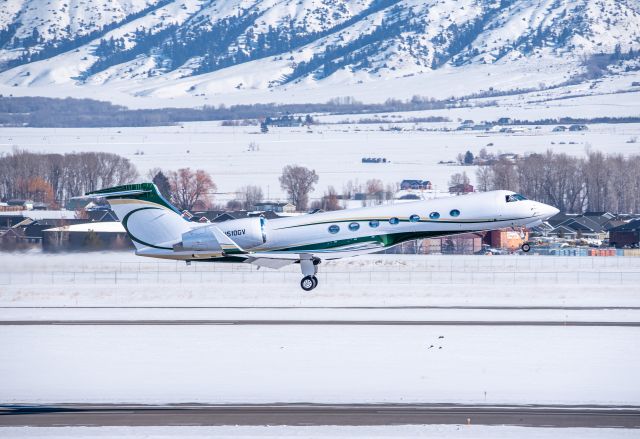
[299,255,321,291]
[521,243,531,253]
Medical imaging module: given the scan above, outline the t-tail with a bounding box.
[86,183,192,254]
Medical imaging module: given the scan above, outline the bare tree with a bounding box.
[448,171,470,187]
[279,165,318,211]
[491,158,518,191]
[342,179,361,200]
[226,199,243,210]
[583,150,609,212]
[169,168,215,212]
[313,186,342,211]
[0,150,137,206]
[238,185,263,210]
[471,150,640,213]
[475,166,492,192]
[365,179,384,194]
[365,178,384,205]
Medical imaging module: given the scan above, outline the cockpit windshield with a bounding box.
[506,193,527,202]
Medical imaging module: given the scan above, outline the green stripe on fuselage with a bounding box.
[274,230,470,253]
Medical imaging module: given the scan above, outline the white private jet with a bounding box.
[87,183,559,291]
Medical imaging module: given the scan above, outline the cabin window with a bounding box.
[429,212,440,219]
[369,220,379,228]
[409,214,420,223]
[450,209,461,217]
[506,193,528,202]
[328,225,340,234]
[349,222,360,232]
[389,217,399,225]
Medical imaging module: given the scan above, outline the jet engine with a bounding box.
[180,217,267,252]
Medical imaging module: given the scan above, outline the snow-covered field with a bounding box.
[1,324,637,405]
[1,425,638,439]
[2,120,640,199]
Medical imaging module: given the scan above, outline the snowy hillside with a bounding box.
[0,0,639,105]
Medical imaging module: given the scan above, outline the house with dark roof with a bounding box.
[609,219,640,248]
[547,212,616,239]
[400,180,432,190]
[191,210,282,223]
[449,183,474,195]
[86,209,119,222]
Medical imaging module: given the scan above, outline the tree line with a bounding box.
[0,95,469,128]
[476,150,640,214]
[0,150,138,206]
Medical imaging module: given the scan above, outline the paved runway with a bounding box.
[1,319,638,326]
[1,404,639,428]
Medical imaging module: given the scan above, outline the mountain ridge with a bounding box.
[0,0,639,103]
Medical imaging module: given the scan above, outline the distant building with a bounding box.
[449,183,474,195]
[191,210,282,223]
[7,199,34,210]
[552,126,567,132]
[253,202,296,213]
[43,222,132,252]
[264,115,304,127]
[609,220,640,248]
[0,227,29,250]
[569,124,588,131]
[400,180,432,190]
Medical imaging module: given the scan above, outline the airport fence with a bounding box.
[1,269,639,286]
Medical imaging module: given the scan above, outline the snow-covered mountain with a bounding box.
[0,0,639,105]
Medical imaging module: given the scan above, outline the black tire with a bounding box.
[521,243,531,253]
[311,275,318,289]
[301,275,315,291]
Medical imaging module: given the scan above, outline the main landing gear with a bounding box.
[301,275,318,291]
[299,255,321,291]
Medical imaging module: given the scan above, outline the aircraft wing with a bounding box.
[244,256,297,269]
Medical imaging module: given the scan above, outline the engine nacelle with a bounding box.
[181,226,222,252]
[215,217,267,250]
[180,217,267,252]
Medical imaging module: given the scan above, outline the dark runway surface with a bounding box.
[1,404,639,428]
[1,319,638,326]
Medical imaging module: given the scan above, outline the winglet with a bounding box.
[210,225,247,255]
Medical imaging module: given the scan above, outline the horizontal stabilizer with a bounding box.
[85,189,151,199]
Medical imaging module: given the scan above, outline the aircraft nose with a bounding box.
[541,203,559,219]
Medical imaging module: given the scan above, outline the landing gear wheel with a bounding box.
[301,275,316,291]
[521,243,531,253]
[311,275,318,289]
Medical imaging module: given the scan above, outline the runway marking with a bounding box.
[1,320,639,326]
[2,306,640,310]
[1,404,639,428]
